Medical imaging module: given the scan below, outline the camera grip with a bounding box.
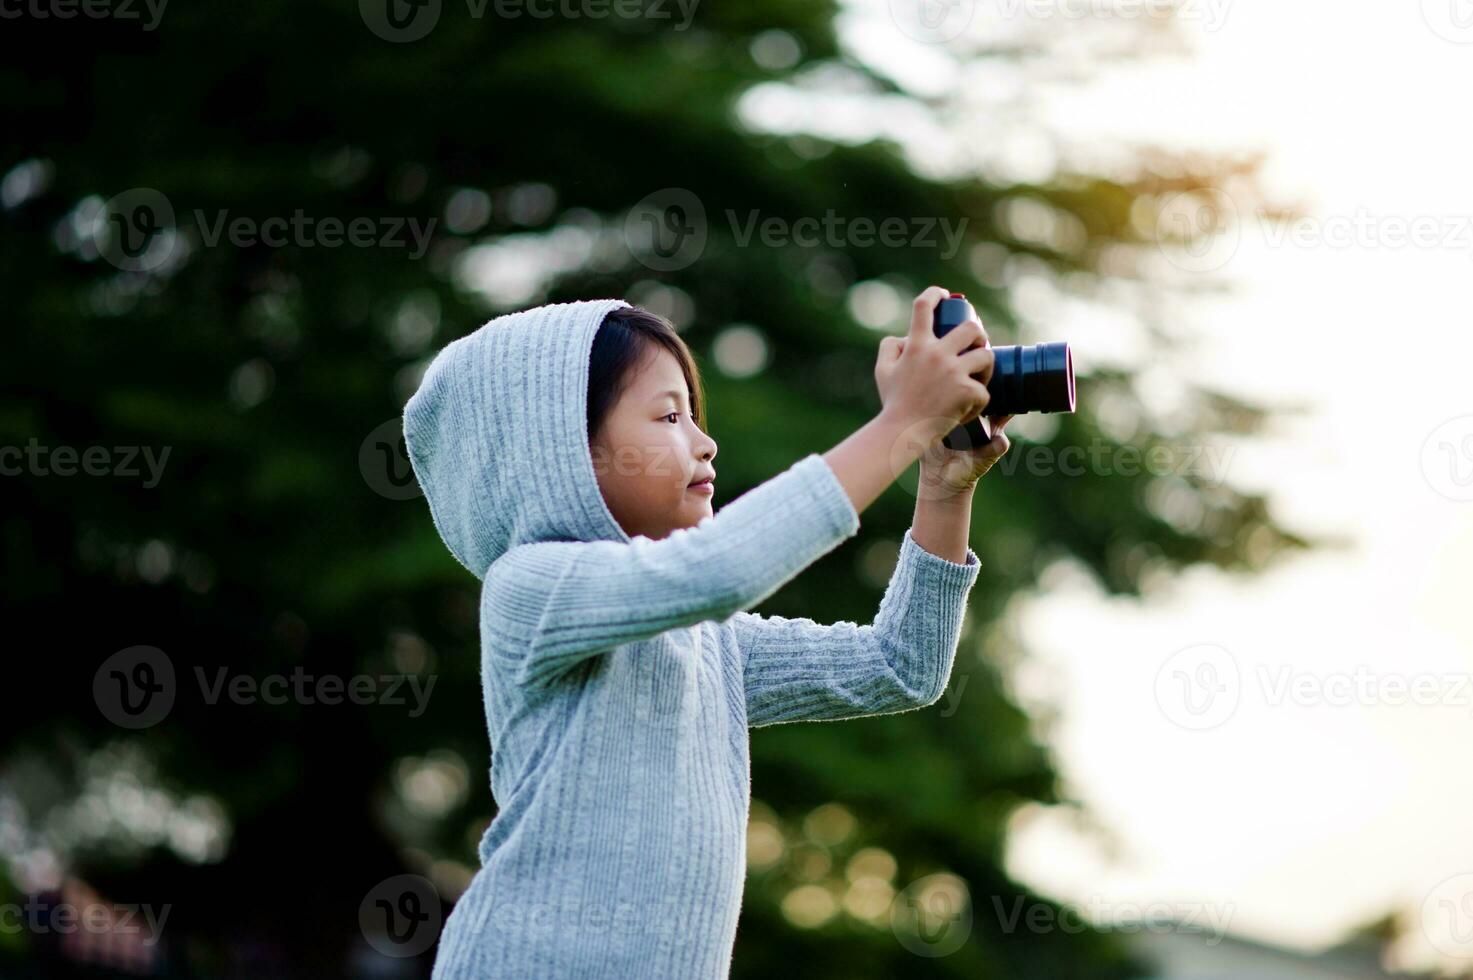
[932,292,993,451]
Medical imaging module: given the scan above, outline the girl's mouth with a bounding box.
[687,479,714,494]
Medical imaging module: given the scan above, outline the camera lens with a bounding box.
[986,342,1075,417]
[932,293,1076,425]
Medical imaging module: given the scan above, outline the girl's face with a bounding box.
[589,345,718,541]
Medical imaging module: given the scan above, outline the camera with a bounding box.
[933,292,1075,452]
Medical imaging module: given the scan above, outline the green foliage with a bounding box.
[0,1,1304,975]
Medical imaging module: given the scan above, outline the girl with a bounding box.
[403,286,1011,978]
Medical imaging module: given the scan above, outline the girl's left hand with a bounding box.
[918,414,1014,497]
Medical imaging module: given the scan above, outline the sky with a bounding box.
[828,0,1473,971]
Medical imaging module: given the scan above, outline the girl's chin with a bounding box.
[677,502,713,528]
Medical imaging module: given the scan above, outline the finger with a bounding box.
[966,379,991,421]
[939,318,987,356]
[958,344,996,385]
[995,414,1015,431]
[977,426,1009,458]
[968,316,991,350]
[878,335,903,363]
[908,286,951,341]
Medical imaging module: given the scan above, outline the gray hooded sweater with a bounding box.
[403,298,981,978]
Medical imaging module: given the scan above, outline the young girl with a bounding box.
[403,287,1012,979]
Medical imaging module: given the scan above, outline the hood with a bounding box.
[402,298,635,579]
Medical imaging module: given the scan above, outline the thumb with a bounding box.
[908,285,950,341]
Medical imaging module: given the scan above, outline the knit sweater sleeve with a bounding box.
[481,453,860,690]
[731,527,980,728]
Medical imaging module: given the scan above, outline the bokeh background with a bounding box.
[3,0,1470,977]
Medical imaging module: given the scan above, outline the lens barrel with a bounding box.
[986,342,1076,416]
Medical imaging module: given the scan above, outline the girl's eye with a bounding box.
[664,412,680,424]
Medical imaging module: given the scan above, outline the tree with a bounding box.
[0,1,1305,975]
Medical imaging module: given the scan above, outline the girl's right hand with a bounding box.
[874,286,996,440]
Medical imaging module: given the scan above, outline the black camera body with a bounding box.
[932,292,1075,451]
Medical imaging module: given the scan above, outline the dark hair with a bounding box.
[587,307,707,441]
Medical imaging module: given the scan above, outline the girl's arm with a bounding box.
[737,392,1014,729]
[484,452,863,690]
[734,490,980,728]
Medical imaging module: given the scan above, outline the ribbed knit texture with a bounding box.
[403,299,982,979]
